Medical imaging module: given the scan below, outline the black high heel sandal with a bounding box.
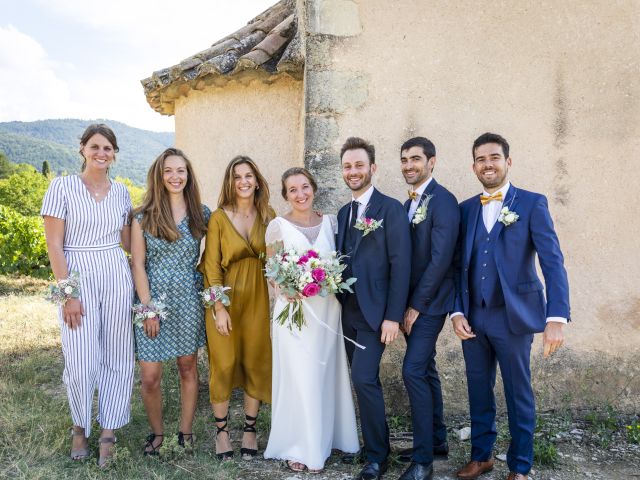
[177,431,194,448]
[214,415,234,460]
[143,433,164,456]
[240,414,258,459]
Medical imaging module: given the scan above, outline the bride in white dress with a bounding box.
[263,168,359,472]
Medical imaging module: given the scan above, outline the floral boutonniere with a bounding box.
[498,206,519,226]
[412,194,434,226]
[355,217,383,236]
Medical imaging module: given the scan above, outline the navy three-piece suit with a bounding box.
[337,187,411,463]
[454,185,570,474]
[402,178,459,465]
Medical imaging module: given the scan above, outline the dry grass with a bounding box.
[0,274,49,297]
[0,278,239,479]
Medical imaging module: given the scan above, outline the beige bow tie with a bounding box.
[408,190,419,201]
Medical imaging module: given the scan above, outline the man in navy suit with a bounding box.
[337,136,411,480]
[397,137,460,480]
[451,133,570,480]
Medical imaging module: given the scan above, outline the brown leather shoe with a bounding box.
[506,473,528,480]
[456,459,495,479]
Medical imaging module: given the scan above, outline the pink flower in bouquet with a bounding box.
[364,217,373,226]
[302,282,321,297]
[307,249,319,259]
[297,255,309,265]
[311,268,326,282]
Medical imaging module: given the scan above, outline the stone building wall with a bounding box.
[302,0,640,414]
[174,74,304,214]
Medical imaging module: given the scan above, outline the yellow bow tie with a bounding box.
[479,191,503,205]
[408,190,419,201]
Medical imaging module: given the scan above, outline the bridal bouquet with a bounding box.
[264,247,356,331]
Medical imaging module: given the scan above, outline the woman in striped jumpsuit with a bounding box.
[41,123,135,467]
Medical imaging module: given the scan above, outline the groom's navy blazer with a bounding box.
[454,185,570,334]
[337,187,411,331]
[403,179,460,316]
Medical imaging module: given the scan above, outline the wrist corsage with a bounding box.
[201,286,231,309]
[47,272,81,306]
[132,297,168,328]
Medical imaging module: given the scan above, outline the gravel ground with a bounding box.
[235,412,640,480]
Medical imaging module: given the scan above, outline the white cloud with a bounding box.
[0,25,76,121]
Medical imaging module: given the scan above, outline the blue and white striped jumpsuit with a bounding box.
[41,175,135,436]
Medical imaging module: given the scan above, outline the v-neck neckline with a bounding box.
[176,215,188,228]
[76,174,113,205]
[221,208,258,246]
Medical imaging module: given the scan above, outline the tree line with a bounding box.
[0,152,144,278]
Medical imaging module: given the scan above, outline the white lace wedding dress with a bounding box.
[263,215,359,470]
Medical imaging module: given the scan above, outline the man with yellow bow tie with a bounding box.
[398,137,460,480]
[451,133,570,480]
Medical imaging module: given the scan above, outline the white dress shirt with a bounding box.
[482,182,510,233]
[408,177,433,220]
[349,184,375,223]
[451,181,566,324]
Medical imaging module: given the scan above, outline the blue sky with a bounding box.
[0,0,275,132]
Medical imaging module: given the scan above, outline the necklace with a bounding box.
[234,209,255,219]
[80,175,109,197]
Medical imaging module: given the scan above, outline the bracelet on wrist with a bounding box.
[47,272,81,306]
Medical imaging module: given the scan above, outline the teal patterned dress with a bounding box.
[134,205,211,361]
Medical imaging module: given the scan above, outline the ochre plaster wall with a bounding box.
[174,75,304,215]
[305,0,640,412]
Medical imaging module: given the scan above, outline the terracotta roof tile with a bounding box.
[141,0,303,116]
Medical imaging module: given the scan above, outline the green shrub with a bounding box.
[115,176,146,207]
[0,166,50,216]
[0,205,50,278]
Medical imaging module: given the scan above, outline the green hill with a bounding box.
[0,119,174,185]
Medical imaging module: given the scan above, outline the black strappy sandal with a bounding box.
[240,413,258,459]
[214,415,234,460]
[143,433,164,456]
[177,431,194,448]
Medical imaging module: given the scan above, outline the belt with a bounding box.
[64,242,120,252]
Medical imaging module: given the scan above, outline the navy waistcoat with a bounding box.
[469,211,505,307]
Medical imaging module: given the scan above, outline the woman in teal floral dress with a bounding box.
[131,148,210,454]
